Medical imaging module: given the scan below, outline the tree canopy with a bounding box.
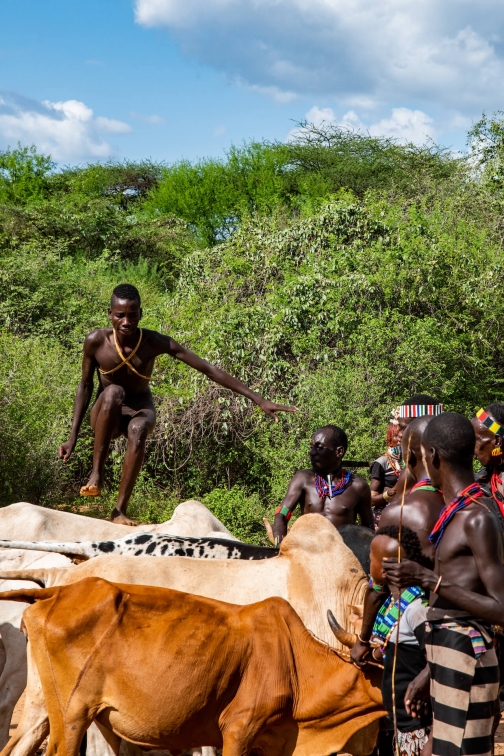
[1,115,504,540]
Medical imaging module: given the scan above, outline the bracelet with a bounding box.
[358,634,371,645]
[432,575,443,594]
[273,535,284,547]
[275,505,292,521]
[383,490,391,502]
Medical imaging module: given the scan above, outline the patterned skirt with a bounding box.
[396,727,431,756]
[425,620,499,756]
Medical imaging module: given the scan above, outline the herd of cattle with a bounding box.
[0,500,383,756]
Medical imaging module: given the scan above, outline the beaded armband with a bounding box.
[369,578,389,594]
[275,505,292,521]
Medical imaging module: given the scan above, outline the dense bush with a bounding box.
[1,117,504,542]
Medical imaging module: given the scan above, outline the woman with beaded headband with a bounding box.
[472,403,504,535]
[370,395,443,530]
[370,412,405,529]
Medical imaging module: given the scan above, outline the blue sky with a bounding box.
[1,0,504,164]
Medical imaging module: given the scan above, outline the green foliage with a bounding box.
[144,142,290,245]
[282,121,458,203]
[0,145,54,205]
[202,487,271,544]
[145,125,459,246]
[468,111,504,192]
[1,122,504,541]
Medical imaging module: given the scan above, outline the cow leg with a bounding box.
[1,644,48,756]
[0,625,27,750]
[86,723,122,756]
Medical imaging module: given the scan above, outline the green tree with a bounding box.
[0,144,54,205]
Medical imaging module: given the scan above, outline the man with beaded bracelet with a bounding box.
[272,424,373,545]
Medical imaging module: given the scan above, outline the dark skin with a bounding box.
[370,418,409,508]
[350,536,400,668]
[382,441,504,714]
[472,415,504,495]
[350,417,444,704]
[59,296,297,525]
[272,428,373,540]
[351,418,444,666]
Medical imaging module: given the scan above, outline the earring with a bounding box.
[492,447,503,457]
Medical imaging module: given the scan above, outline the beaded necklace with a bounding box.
[385,447,403,478]
[410,478,441,494]
[429,482,485,549]
[315,470,352,499]
[490,469,504,518]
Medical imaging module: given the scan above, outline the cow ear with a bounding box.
[347,604,364,628]
[262,518,275,545]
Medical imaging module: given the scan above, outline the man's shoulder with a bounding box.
[349,473,370,493]
[84,328,109,350]
[294,469,315,482]
[462,496,504,535]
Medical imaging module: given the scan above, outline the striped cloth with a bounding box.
[425,611,499,756]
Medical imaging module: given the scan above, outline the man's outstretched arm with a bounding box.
[162,337,298,421]
[273,472,305,542]
[58,336,97,461]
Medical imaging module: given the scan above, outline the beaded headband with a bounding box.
[476,408,504,437]
[391,404,443,421]
[400,403,443,419]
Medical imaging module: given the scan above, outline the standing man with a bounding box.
[351,416,444,666]
[384,413,504,756]
[272,424,373,544]
[59,284,297,525]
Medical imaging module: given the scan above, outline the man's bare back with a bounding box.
[59,284,297,525]
[273,425,373,542]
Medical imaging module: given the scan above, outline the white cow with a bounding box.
[0,515,368,756]
[0,500,236,542]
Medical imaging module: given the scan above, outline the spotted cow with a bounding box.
[0,534,277,562]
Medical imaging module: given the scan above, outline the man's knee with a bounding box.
[101,385,126,408]
[127,420,150,447]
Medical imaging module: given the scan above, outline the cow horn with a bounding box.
[327,610,358,648]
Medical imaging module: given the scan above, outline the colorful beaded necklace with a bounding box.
[429,482,485,549]
[410,478,441,494]
[315,470,352,499]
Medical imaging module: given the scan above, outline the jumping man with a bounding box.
[59,284,297,525]
[272,424,373,544]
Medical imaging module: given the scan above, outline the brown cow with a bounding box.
[2,578,384,756]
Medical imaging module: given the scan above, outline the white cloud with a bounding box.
[0,91,132,161]
[290,105,435,145]
[369,108,435,143]
[239,81,299,104]
[130,111,165,124]
[213,125,227,137]
[134,0,504,135]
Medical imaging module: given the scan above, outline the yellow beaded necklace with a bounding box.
[98,328,152,381]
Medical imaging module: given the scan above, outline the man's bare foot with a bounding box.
[80,484,101,497]
[111,509,137,526]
